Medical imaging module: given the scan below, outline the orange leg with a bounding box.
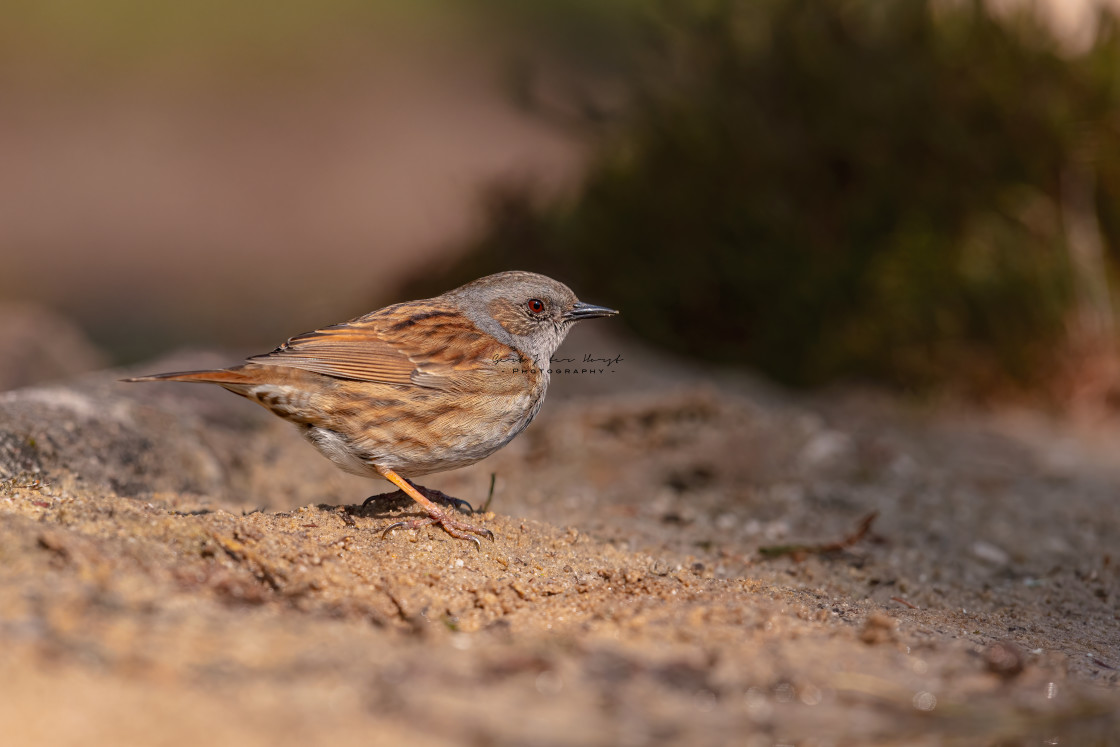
[375,466,494,546]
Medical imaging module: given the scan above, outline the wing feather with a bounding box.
[247,301,519,391]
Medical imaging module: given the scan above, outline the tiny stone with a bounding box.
[971,541,1010,565]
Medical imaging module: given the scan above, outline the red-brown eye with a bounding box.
[527,299,545,314]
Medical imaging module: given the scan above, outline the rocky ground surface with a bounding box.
[1,336,1118,746]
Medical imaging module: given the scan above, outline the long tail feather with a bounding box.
[121,369,251,385]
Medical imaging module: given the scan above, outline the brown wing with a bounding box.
[247,301,518,391]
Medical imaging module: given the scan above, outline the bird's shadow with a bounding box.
[328,486,476,520]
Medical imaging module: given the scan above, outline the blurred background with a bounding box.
[5,0,1120,407]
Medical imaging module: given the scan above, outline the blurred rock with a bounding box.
[0,303,108,391]
[859,612,898,645]
[0,352,368,507]
[984,642,1026,680]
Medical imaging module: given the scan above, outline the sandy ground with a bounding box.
[0,331,1118,745]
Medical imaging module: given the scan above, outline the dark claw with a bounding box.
[439,495,475,514]
[381,520,409,538]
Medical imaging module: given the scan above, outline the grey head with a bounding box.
[443,271,618,366]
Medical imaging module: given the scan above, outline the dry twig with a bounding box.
[758,512,879,561]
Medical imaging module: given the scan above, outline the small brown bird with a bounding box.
[125,271,617,544]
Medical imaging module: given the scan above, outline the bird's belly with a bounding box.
[307,388,544,479]
[303,426,381,478]
[384,390,543,476]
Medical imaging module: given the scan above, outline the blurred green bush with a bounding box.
[417,0,1120,395]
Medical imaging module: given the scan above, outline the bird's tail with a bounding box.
[122,368,254,385]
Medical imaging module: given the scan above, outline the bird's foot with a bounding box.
[372,468,495,546]
[381,508,494,549]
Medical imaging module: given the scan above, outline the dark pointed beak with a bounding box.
[563,301,619,321]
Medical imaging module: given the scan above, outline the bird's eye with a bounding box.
[527,299,545,314]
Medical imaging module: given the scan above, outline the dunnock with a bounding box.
[125,271,617,544]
